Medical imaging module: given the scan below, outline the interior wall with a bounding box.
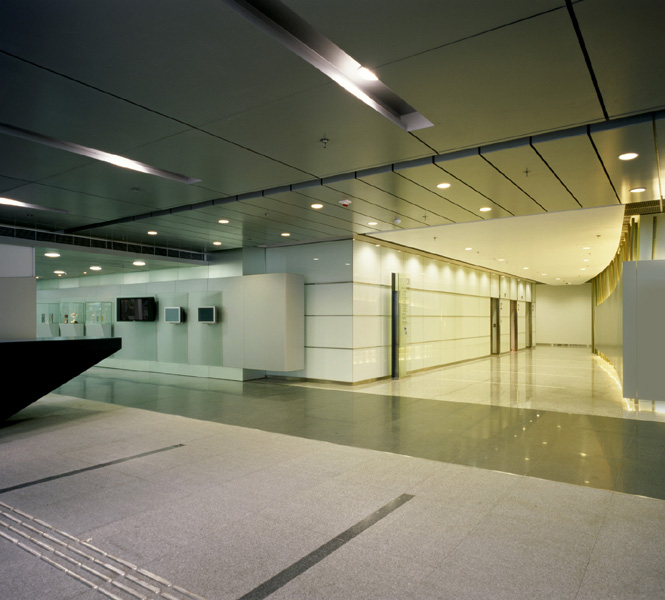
[0,245,36,340]
[536,283,592,346]
[352,240,532,382]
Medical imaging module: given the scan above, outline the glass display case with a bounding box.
[36,303,61,338]
[86,302,112,325]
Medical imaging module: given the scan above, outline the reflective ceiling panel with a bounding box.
[0,0,664,280]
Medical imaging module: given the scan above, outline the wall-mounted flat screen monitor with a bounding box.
[198,306,217,324]
[117,297,157,322]
[164,307,184,324]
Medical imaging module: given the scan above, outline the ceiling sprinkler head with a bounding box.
[320,138,329,149]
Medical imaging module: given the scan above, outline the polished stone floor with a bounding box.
[2,346,665,599]
[53,347,665,500]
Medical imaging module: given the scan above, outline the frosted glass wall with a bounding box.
[352,240,531,382]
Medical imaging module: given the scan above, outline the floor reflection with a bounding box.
[48,347,665,500]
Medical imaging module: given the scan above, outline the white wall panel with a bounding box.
[306,316,352,348]
[307,283,353,315]
[353,316,388,348]
[536,283,591,345]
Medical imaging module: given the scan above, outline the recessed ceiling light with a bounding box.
[281,232,291,237]
[479,207,492,212]
[497,258,505,262]
[580,268,586,271]
[619,152,639,161]
[630,187,646,193]
[133,260,146,266]
[556,277,561,281]
[311,203,323,209]
[218,219,230,224]
[436,182,451,189]
[44,252,60,258]
[147,230,157,235]
[90,266,102,271]
[212,241,222,246]
[357,66,379,81]
[465,247,472,251]
[523,267,529,270]
[313,257,319,261]
[368,221,378,226]
[582,246,591,250]
[583,259,590,262]
[54,270,66,275]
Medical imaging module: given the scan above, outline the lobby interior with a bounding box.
[2,1,665,598]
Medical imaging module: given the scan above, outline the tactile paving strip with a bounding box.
[0,501,206,600]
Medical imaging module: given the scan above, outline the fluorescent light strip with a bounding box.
[0,122,201,184]
[0,196,68,213]
[219,0,432,131]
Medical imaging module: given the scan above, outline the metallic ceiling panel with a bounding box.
[35,164,217,217]
[0,1,328,127]
[532,134,620,208]
[590,120,660,204]
[321,179,431,230]
[0,136,91,182]
[124,129,311,197]
[285,0,563,70]
[0,55,187,154]
[574,0,665,119]
[392,162,504,221]
[438,154,545,216]
[481,144,581,212]
[284,186,402,233]
[379,8,602,154]
[357,171,471,225]
[204,83,430,179]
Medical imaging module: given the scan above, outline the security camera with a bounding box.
[339,198,351,207]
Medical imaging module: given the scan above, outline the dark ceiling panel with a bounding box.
[0,0,328,127]
[590,120,660,204]
[438,155,545,216]
[285,0,565,69]
[481,144,581,213]
[533,135,620,208]
[575,0,665,119]
[380,8,602,153]
[204,83,430,179]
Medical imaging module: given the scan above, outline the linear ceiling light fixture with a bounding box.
[0,196,68,213]
[219,0,432,131]
[0,122,201,184]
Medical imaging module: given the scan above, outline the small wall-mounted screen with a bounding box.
[164,307,183,323]
[117,297,156,322]
[198,306,216,324]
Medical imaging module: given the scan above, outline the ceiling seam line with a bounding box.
[528,139,584,208]
[323,182,431,228]
[392,171,475,220]
[0,49,319,180]
[478,153,548,213]
[376,5,567,68]
[564,0,609,121]
[352,178,452,225]
[585,126,622,204]
[431,163,515,217]
[318,185,435,228]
